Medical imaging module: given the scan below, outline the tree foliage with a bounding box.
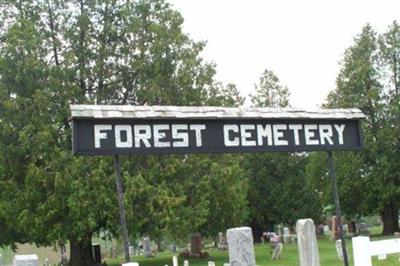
[0,1,248,265]
[243,69,322,239]
[308,22,400,234]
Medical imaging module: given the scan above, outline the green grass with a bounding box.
[3,227,400,266]
[106,234,400,266]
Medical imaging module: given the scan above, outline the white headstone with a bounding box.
[129,245,135,256]
[296,219,321,266]
[272,243,283,260]
[223,264,230,266]
[172,256,178,266]
[13,255,39,266]
[378,254,387,260]
[226,227,256,266]
[44,258,49,266]
[0,254,3,266]
[183,260,189,266]
[122,263,139,266]
[323,225,330,233]
[208,262,215,266]
[335,240,343,260]
[283,227,290,236]
[143,237,153,257]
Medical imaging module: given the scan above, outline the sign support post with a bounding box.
[113,155,131,263]
[328,151,349,266]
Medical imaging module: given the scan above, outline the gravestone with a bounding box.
[316,224,324,237]
[183,260,189,266]
[357,223,370,236]
[0,254,3,266]
[378,254,387,260]
[296,219,320,266]
[283,227,291,244]
[348,221,356,234]
[335,239,343,260]
[271,243,283,260]
[208,261,215,266]
[44,258,49,266]
[331,216,340,240]
[129,245,135,256]
[143,237,153,258]
[122,263,139,266]
[13,255,39,266]
[226,227,256,266]
[394,232,400,238]
[190,233,203,255]
[218,232,228,250]
[323,225,330,234]
[262,232,268,243]
[172,256,178,266]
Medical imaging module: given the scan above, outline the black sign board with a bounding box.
[72,118,362,155]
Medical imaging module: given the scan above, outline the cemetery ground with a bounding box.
[2,226,400,266]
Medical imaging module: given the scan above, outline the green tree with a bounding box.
[310,24,400,235]
[244,69,322,240]
[0,1,249,265]
[250,69,289,108]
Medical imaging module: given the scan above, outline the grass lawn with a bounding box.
[107,232,400,266]
[2,226,400,266]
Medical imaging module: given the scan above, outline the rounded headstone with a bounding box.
[226,227,256,266]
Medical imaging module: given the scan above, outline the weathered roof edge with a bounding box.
[70,104,366,120]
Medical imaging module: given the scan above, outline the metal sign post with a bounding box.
[113,155,130,263]
[328,151,349,266]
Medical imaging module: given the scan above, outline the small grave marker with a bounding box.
[172,256,178,266]
[335,240,344,260]
[378,254,387,260]
[143,237,153,258]
[272,243,283,260]
[13,255,39,266]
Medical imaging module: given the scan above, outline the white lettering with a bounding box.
[224,124,239,146]
[334,124,346,145]
[319,124,333,145]
[241,124,256,146]
[257,124,273,146]
[134,125,152,148]
[153,124,171,148]
[273,124,288,146]
[172,124,189,147]
[94,124,112,148]
[115,125,133,148]
[190,124,206,147]
[304,124,319,145]
[288,124,302,146]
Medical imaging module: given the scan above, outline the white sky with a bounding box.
[168,0,400,108]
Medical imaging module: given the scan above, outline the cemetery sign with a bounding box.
[70,105,365,155]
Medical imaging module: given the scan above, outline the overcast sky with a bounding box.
[168,0,400,108]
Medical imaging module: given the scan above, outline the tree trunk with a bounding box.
[250,219,262,243]
[381,203,399,235]
[69,236,94,266]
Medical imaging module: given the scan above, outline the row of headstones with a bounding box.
[123,257,228,266]
[124,220,310,266]
[6,219,311,266]
[325,216,370,239]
